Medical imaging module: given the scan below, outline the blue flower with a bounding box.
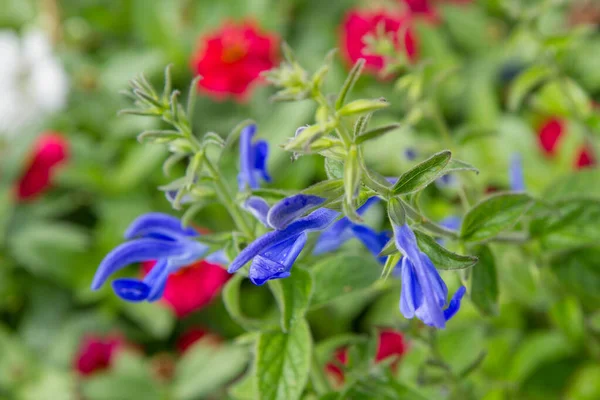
[238,124,271,191]
[230,194,338,285]
[404,148,417,161]
[436,173,458,189]
[91,213,224,303]
[509,153,525,191]
[313,197,388,257]
[394,223,466,328]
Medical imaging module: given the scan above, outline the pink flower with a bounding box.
[325,329,408,384]
[191,20,279,101]
[537,117,595,169]
[15,132,68,201]
[340,9,417,76]
[73,334,125,376]
[141,258,230,318]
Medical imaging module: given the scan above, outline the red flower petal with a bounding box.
[576,146,595,169]
[340,9,417,76]
[175,327,222,354]
[74,334,125,376]
[16,132,69,201]
[538,118,565,155]
[191,20,279,102]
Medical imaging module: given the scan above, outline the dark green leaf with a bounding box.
[470,245,498,315]
[414,231,478,270]
[223,274,274,331]
[550,247,600,305]
[460,193,532,242]
[255,320,312,400]
[391,151,452,195]
[268,267,313,332]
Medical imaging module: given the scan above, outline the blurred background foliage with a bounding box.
[1,0,600,399]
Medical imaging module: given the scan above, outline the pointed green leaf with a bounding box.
[336,59,365,110]
[414,230,478,270]
[508,64,552,111]
[470,245,498,315]
[391,151,452,195]
[268,267,313,332]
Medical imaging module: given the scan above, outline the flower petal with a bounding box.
[91,239,187,290]
[443,286,466,321]
[124,212,197,240]
[248,233,307,285]
[399,257,422,319]
[267,194,327,229]
[313,220,354,255]
[248,256,290,286]
[228,208,338,273]
[243,196,271,227]
[422,254,449,307]
[238,124,258,190]
[253,140,271,182]
[439,216,461,231]
[350,225,390,261]
[205,250,229,265]
[112,278,151,302]
[509,153,525,191]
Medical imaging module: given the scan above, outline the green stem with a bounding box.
[204,158,254,238]
[314,92,352,147]
[402,200,459,238]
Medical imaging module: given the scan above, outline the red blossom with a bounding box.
[537,117,595,169]
[74,334,125,376]
[141,259,230,319]
[16,132,69,201]
[325,329,408,384]
[175,327,222,354]
[402,0,440,22]
[340,9,417,75]
[191,20,279,102]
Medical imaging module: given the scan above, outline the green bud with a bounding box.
[337,98,389,117]
[284,120,338,151]
[344,145,361,203]
[387,197,406,227]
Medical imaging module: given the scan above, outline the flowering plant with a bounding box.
[2,1,600,399]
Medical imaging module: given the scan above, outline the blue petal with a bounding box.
[165,190,194,207]
[422,254,449,307]
[146,263,171,301]
[439,216,461,231]
[436,174,457,188]
[357,196,380,214]
[228,208,338,273]
[399,257,422,319]
[509,153,525,191]
[112,278,151,302]
[267,194,326,229]
[238,124,258,190]
[253,140,271,182]
[243,196,271,227]
[248,233,307,285]
[404,148,417,160]
[124,212,197,240]
[313,220,354,255]
[444,286,466,321]
[350,225,390,261]
[392,224,421,261]
[91,239,187,290]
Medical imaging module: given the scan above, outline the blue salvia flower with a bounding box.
[436,173,458,189]
[91,213,224,303]
[238,124,271,191]
[404,148,417,161]
[509,153,525,191]
[229,194,338,285]
[313,197,388,258]
[394,223,466,328]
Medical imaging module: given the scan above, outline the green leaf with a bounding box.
[121,302,174,339]
[549,296,585,343]
[336,374,429,400]
[531,79,592,118]
[414,231,478,270]
[356,123,402,144]
[387,197,406,227]
[337,98,390,117]
[174,341,249,400]
[268,267,313,332]
[391,151,452,195]
[311,254,381,308]
[255,320,312,400]
[228,370,256,400]
[283,121,338,151]
[460,193,533,242]
[565,364,600,400]
[223,274,274,331]
[543,169,600,201]
[470,245,498,315]
[344,146,361,203]
[550,247,600,305]
[508,65,552,111]
[335,59,365,110]
[445,158,479,174]
[381,253,402,280]
[324,158,344,180]
[301,179,345,200]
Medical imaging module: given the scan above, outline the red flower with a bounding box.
[537,117,595,169]
[141,259,230,318]
[191,20,279,101]
[340,9,417,75]
[402,0,440,22]
[325,329,407,384]
[175,327,222,354]
[74,334,125,376]
[16,132,69,201]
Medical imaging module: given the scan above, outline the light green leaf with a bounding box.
[311,254,381,308]
[460,193,532,242]
[223,274,275,331]
[391,151,452,195]
[121,302,174,339]
[268,267,313,332]
[174,341,249,400]
[337,98,390,117]
[336,59,365,110]
[508,64,552,111]
[414,231,478,270]
[470,245,498,315]
[324,158,344,180]
[255,320,312,400]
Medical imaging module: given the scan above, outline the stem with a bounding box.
[402,201,459,239]
[314,92,352,147]
[204,158,254,238]
[310,350,331,395]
